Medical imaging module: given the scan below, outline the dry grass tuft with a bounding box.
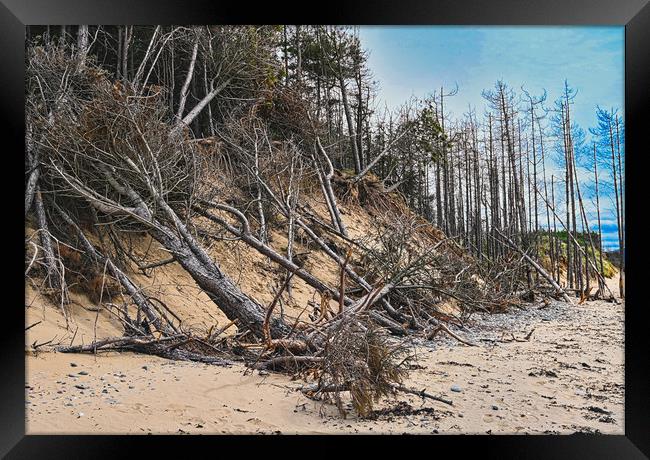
[316,317,412,418]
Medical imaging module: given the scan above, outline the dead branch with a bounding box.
[493,228,573,305]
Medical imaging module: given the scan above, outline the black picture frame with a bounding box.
[3,0,648,457]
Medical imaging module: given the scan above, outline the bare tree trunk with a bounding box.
[295,25,302,80]
[561,103,573,289]
[70,171,294,340]
[565,103,582,292]
[551,175,560,284]
[253,139,267,244]
[355,68,364,169]
[472,123,482,259]
[593,143,605,277]
[34,188,68,323]
[539,129,555,282]
[283,26,289,84]
[177,77,234,129]
[76,25,90,67]
[285,156,301,299]
[607,112,624,298]
[25,124,40,216]
[201,63,216,136]
[121,26,131,80]
[338,76,361,174]
[153,207,293,339]
[133,25,161,91]
[615,115,624,245]
[313,137,348,236]
[116,26,122,78]
[176,37,199,122]
[614,114,625,298]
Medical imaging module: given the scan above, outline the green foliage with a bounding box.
[288,26,364,82]
[535,231,616,278]
[411,101,446,162]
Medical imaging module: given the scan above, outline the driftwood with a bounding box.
[427,323,477,347]
[300,383,453,407]
[255,355,323,370]
[56,335,232,366]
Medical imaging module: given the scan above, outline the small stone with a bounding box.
[258,370,270,376]
[78,371,89,376]
[67,374,77,378]
[78,412,84,417]
[142,366,148,371]
[451,385,462,393]
[70,363,78,367]
[491,405,499,411]
[74,384,88,390]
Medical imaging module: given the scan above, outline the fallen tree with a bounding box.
[493,228,573,305]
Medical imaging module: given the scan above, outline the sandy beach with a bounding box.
[26,283,624,435]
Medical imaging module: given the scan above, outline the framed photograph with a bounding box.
[4,0,647,457]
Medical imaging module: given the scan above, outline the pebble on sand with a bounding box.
[451,385,462,392]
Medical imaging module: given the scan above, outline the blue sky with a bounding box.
[358,26,624,250]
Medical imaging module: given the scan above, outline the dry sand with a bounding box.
[26,280,624,435]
